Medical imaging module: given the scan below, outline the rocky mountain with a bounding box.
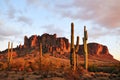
[78,43,113,56]
[22,33,70,54]
[0,33,116,61]
[17,33,112,57]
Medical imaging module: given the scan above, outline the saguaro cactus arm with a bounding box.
[10,42,13,63]
[75,36,79,67]
[39,43,42,70]
[75,36,79,52]
[84,26,88,40]
[8,42,10,61]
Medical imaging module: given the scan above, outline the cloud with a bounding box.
[0,27,20,36]
[17,16,33,25]
[89,26,120,39]
[7,5,16,19]
[26,0,41,7]
[3,0,17,19]
[0,20,4,26]
[0,24,22,41]
[24,0,120,29]
[45,0,120,28]
[26,0,39,5]
[2,0,33,25]
[4,0,10,5]
[89,27,108,39]
[42,24,65,37]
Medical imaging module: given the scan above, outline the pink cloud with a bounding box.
[52,0,120,28]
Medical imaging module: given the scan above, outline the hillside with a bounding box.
[0,33,120,80]
[0,33,119,63]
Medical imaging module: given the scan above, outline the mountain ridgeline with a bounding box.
[17,33,113,57]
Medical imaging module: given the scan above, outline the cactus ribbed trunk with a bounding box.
[10,42,13,63]
[83,26,88,70]
[7,42,13,70]
[7,42,10,70]
[75,36,79,67]
[39,43,42,70]
[70,22,75,70]
[70,22,80,71]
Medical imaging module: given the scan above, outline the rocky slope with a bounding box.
[0,33,119,80]
[0,33,118,62]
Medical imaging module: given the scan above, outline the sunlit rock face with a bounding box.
[23,33,70,54]
[78,43,113,58]
[23,33,112,57]
[87,43,109,55]
[30,35,38,48]
[24,36,30,48]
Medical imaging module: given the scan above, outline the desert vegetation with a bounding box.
[0,22,119,80]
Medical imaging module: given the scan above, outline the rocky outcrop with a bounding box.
[30,35,38,48]
[91,43,108,54]
[87,43,110,55]
[23,33,70,54]
[78,43,113,58]
[24,36,30,48]
[23,33,112,57]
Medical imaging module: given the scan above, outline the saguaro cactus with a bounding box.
[39,43,42,70]
[83,26,88,70]
[7,42,13,70]
[70,22,74,68]
[10,42,13,61]
[7,42,10,70]
[70,22,80,71]
[75,36,79,67]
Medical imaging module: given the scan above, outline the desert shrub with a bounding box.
[0,62,4,70]
[64,68,81,80]
[28,62,39,71]
[88,65,118,73]
[0,62,7,70]
[118,72,120,77]
[95,66,117,73]
[10,58,26,71]
[77,66,88,74]
[104,67,116,73]
[88,64,98,72]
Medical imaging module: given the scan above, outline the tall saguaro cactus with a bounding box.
[70,22,74,68]
[70,22,80,71]
[39,43,42,70]
[7,42,13,70]
[83,26,88,70]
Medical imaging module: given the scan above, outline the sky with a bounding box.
[0,0,120,61]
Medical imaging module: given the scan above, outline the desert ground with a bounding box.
[0,53,120,80]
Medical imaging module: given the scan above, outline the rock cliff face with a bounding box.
[23,33,112,57]
[78,43,112,57]
[23,33,70,54]
[88,43,109,55]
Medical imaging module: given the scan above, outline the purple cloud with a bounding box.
[17,16,33,25]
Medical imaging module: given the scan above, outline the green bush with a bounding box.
[88,64,98,72]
